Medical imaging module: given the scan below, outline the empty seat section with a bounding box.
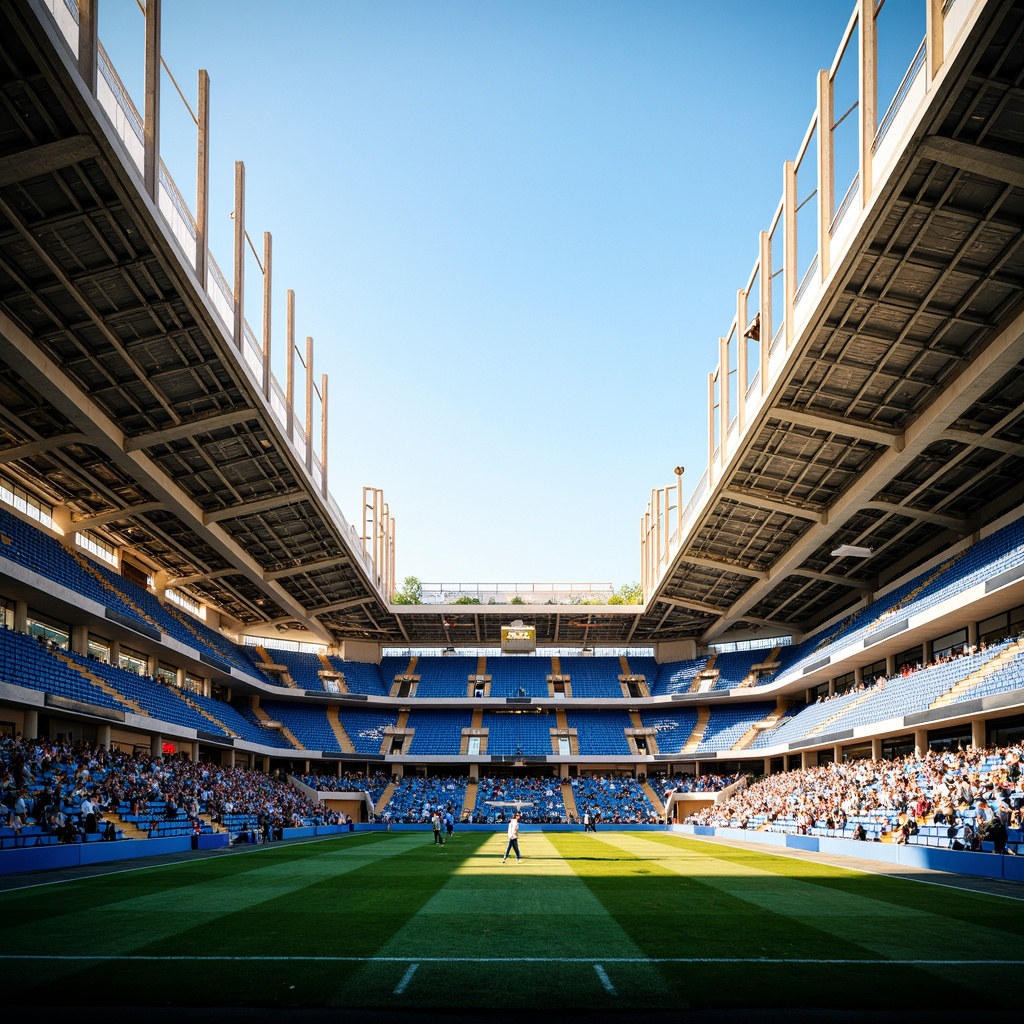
[481,710,555,755]
[338,708,398,754]
[263,700,342,751]
[487,657,551,697]
[564,709,632,755]
[558,656,623,697]
[695,702,775,753]
[413,656,477,697]
[406,710,473,755]
[639,710,700,755]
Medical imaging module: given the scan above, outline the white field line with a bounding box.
[2,955,1022,965]
[393,963,418,995]
[594,964,617,994]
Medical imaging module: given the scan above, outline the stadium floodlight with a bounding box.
[831,544,873,558]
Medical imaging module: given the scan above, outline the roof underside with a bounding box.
[1,0,1023,651]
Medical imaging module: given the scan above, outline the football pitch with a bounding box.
[1,829,1020,1015]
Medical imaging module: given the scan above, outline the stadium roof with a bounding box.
[0,0,1022,651]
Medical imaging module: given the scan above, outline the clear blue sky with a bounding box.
[94,0,915,590]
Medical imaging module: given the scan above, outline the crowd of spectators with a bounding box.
[684,744,1024,845]
[653,771,738,795]
[297,771,391,803]
[472,776,566,823]
[1,733,342,844]
[378,775,467,825]
[571,775,659,824]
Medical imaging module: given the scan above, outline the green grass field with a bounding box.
[1,830,1020,1013]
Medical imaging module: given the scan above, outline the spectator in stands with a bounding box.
[80,791,100,834]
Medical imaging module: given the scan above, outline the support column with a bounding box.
[71,624,88,656]
[817,70,834,284]
[707,372,716,480]
[763,757,771,776]
[914,729,928,757]
[77,0,98,93]
[885,654,896,677]
[801,750,813,769]
[23,709,38,741]
[736,290,748,433]
[859,0,877,206]
[926,0,944,83]
[305,336,314,472]
[96,723,111,750]
[232,161,245,349]
[262,232,272,398]
[971,719,986,750]
[195,70,210,284]
[870,737,882,760]
[13,600,27,633]
[150,732,164,759]
[718,335,729,462]
[833,744,842,765]
[321,373,329,497]
[783,160,797,348]
[143,0,161,201]
[967,620,979,647]
[286,290,296,440]
[759,230,771,389]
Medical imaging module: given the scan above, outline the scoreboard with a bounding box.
[500,623,536,654]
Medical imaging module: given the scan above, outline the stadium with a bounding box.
[1,0,1024,1018]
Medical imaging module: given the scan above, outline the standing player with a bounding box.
[502,812,522,863]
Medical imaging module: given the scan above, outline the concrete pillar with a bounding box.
[109,640,120,667]
[13,600,28,633]
[71,624,89,656]
[854,664,863,685]
[801,750,812,769]
[23,709,38,741]
[828,679,836,697]
[763,757,771,775]
[914,729,928,757]
[143,0,162,200]
[150,732,163,759]
[96,723,111,750]
[871,737,882,761]
[971,719,986,750]
[967,620,979,647]
[833,744,842,765]
[885,654,896,677]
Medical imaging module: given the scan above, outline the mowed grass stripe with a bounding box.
[640,830,1024,932]
[0,831,422,960]
[336,831,672,1010]
[0,831,467,1008]
[549,830,861,960]
[582,831,1017,959]
[566,831,1016,1009]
